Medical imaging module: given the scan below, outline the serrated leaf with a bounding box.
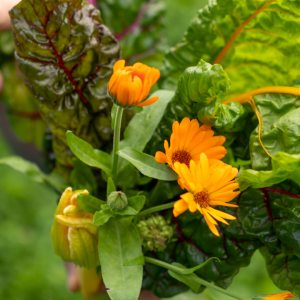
[118,148,177,181]
[120,90,174,151]
[66,131,111,175]
[98,218,143,300]
[164,0,300,96]
[10,0,119,172]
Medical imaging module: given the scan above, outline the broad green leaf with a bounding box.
[66,131,111,175]
[249,94,300,170]
[163,0,300,96]
[0,156,44,183]
[77,194,105,214]
[239,152,300,191]
[98,218,143,300]
[120,90,174,151]
[10,0,119,173]
[0,155,65,192]
[261,248,300,296]
[118,148,177,181]
[1,63,46,149]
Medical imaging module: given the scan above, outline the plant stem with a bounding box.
[138,202,175,218]
[145,257,246,300]
[111,105,124,181]
[224,86,300,104]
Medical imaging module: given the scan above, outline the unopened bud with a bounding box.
[107,191,128,211]
[51,187,99,268]
[137,215,174,252]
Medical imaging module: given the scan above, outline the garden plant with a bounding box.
[0,0,300,300]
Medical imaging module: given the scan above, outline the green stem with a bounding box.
[111,105,124,181]
[144,257,246,300]
[138,202,175,218]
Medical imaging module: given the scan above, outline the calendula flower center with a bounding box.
[171,150,192,166]
[194,191,210,208]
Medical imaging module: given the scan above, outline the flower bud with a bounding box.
[137,215,174,252]
[108,60,160,107]
[51,187,99,268]
[107,191,128,211]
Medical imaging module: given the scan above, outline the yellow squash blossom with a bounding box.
[108,59,160,107]
[155,118,227,170]
[173,153,239,236]
[263,291,295,300]
[51,187,99,268]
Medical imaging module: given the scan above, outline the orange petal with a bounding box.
[155,151,167,164]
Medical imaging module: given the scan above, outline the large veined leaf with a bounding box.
[1,63,46,149]
[249,93,300,170]
[163,0,300,95]
[98,0,165,65]
[10,0,119,175]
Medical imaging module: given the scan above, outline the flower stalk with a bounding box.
[138,202,175,218]
[111,105,124,181]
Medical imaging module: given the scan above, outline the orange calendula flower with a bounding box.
[263,291,294,300]
[155,118,227,170]
[108,59,160,107]
[173,153,239,236]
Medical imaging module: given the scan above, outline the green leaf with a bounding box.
[239,152,300,191]
[1,63,46,149]
[120,90,174,151]
[128,195,146,212]
[118,148,177,181]
[0,155,65,192]
[106,177,116,197]
[98,218,143,300]
[10,0,119,173]
[66,131,111,175]
[98,0,165,62]
[249,94,300,170]
[261,248,300,296]
[70,159,97,193]
[93,207,113,227]
[77,194,105,214]
[163,0,300,96]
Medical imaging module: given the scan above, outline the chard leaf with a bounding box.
[249,93,300,170]
[164,0,300,95]
[98,218,143,300]
[118,148,177,181]
[239,152,300,191]
[10,0,119,173]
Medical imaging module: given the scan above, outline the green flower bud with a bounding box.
[107,191,128,211]
[51,187,99,269]
[137,215,174,252]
